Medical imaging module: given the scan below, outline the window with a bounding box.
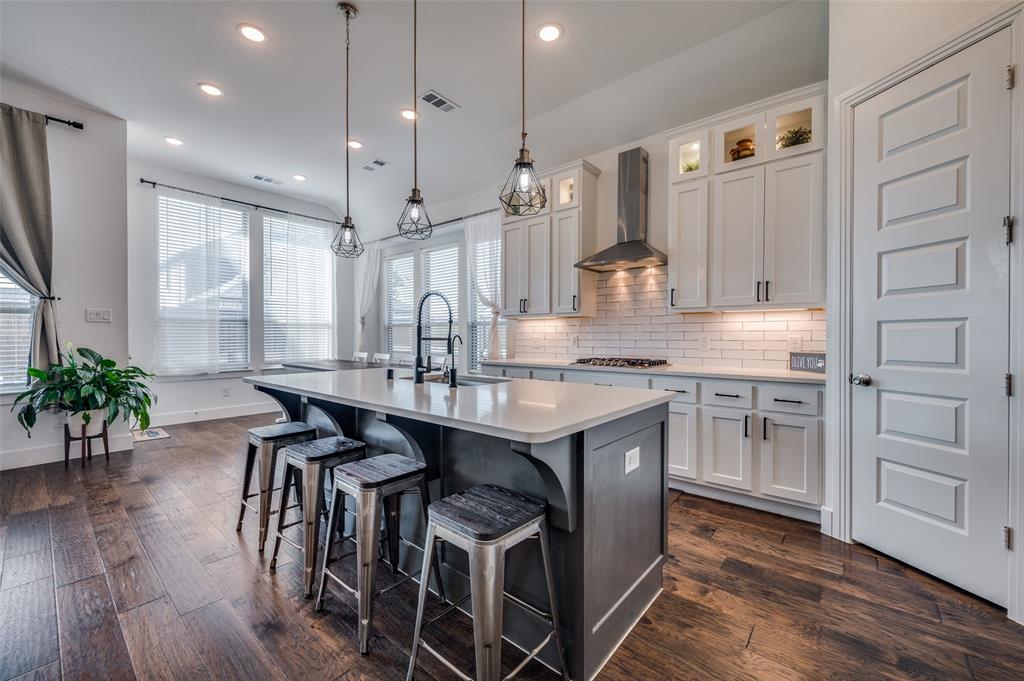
[263,213,335,365]
[156,193,250,375]
[0,270,35,389]
[468,238,506,372]
[421,244,461,365]
[384,253,415,359]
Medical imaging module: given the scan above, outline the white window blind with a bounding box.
[422,244,461,363]
[156,193,250,375]
[468,238,506,372]
[0,270,35,389]
[384,254,415,358]
[263,213,335,365]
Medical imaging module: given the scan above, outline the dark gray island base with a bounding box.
[246,370,670,680]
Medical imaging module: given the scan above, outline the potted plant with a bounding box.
[12,346,156,438]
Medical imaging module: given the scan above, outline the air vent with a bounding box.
[250,174,284,185]
[420,89,460,113]
[361,158,388,172]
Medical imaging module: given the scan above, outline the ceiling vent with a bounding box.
[250,173,284,186]
[361,158,389,172]
[420,89,460,113]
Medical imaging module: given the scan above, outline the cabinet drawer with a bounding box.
[703,381,754,409]
[531,368,562,382]
[651,376,698,404]
[568,371,651,389]
[504,367,531,379]
[757,384,820,416]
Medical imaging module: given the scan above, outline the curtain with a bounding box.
[0,103,59,370]
[354,239,381,353]
[464,210,502,359]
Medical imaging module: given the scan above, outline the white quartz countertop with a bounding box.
[244,368,675,444]
[481,358,826,385]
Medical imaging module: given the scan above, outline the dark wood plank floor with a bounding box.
[1,415,1022,681]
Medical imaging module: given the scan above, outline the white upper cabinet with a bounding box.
[501,215,550,316]
[667,180,708,310]
[764,95,825,162]
[716,112,767,172]
[552,210,580,314]
[711,167,765,307]
[551,167,581,211]
[669,129,710,182]
[764,153,824,306]
[501,220,527,316]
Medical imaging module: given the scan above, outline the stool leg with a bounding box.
[469,542,505,681]
[539,520,571,681]
[417,477,446,603]
[300,461,326,598]
[269,465,294,572]
[236,442,257,531]
[383,493,401,574]
[405,520,437,681]
[315,481,344,612]
[355,488,382,654]
[257,441,280,552]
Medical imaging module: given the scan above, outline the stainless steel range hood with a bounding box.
[574,146,668,272]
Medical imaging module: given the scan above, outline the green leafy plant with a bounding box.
[12,346,156,437]
[682,159,700,173]
[777,126,812,149]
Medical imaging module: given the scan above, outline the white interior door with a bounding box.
[851,28,1012,606]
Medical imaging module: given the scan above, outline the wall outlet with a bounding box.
[221,387,231,398]
[788,335,803,351]
[570,334,578,348]
[624,447,640,475]
[700,335,712,352]
[85,308,112,323]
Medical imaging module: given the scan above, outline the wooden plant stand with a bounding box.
[64,420,109,467]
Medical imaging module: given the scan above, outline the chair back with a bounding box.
[372,353,391,364]
[352,351,368,362]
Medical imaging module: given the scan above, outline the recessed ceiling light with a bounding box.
[401,109,417,120]
[197,82,223,97]
[238,23,267,43]
[164,136,184,146]
[537,23,562,42]
[347,140,363,149]
[292,174,307,181]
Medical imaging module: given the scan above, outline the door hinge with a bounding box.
[1006,526,1014,551]
[1006,216,1015,244]
[1006,373,1014,397]
[1008,65,1016,90]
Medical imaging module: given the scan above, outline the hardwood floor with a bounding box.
[1,414,1022,680]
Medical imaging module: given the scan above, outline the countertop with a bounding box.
[245,368,676,444]
[282,359,387,371]
[481,358,826,385]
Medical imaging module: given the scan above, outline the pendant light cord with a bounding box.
[520,0,526,147]
[345,7,352,219]
[413,0,418,189]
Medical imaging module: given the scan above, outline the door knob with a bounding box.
[850,373,873,386]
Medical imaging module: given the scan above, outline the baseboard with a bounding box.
[150,401,281,427]
[0,433,134,471]
[669,478,822,524]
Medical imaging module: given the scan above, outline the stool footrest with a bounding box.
[322,568,358,596]
[276,535,303,553]
[376,568,421,595]
[504,629,556,681]
[427,593,472,625]
[503,590,555,625]
[419,640,473,681]
[324,549,357,567]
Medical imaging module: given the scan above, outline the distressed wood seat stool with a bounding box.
[269,436,367,596]
[315,453,446,654]
[406,484,571,681]
[235,421,317,552]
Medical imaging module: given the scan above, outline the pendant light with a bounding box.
[498,0,546,217]
[331,2,365,258]
[397,0,432,239]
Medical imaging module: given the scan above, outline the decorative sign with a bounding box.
[790,352,826,374]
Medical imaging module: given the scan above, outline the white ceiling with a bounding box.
[1,0,827,238]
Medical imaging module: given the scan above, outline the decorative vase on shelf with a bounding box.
[729,138,755,161]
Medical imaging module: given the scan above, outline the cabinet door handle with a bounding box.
[595,383,613,387]
[714,392,741,398]
[743,414,749,438]
[756,281,761,302]
[773,397,804,404]
[519,299,524,313]
[765,280,771,302]
[664,388,688,393]
[524,298,528,312]
[670,288,676,306]
[763,416,769,441]
[572,294,577,311]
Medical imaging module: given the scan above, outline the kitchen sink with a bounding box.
[397,374,511,387]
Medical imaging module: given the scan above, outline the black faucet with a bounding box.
[414,290,462,387]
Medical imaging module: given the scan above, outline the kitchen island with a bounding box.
[244,368,674,680]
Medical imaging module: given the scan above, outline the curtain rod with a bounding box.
[375,207,499,244]
[138,178,344,227]
[45,115,84,130]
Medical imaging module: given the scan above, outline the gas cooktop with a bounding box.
[574,357,669,368]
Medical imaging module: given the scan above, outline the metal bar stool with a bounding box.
[315,453,446,654]
[236,422,317,552]
[406,484,570,681]
[268,436,367,596]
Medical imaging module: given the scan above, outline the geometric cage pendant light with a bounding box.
[331,2,365,258]
[397,0,432,239]
[499,0,546,217]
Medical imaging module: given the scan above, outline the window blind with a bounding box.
[0,270,35,389]
[468,238,506,372]
[263,213,335,365]
[156,193,250,375]
[384,253,415,358]
[422,244,461,363]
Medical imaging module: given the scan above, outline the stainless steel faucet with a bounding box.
[414,290,463,387]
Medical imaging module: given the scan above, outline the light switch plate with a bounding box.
[85,308,112,323]
[700,335,712,352]
[624,447,640,475]
[788,335,803,351]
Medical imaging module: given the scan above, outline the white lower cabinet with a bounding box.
[667,404,698,480]
[700,406,753,491]
[759,413,820,504]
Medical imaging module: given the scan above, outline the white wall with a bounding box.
[126,157,352,426]
[0,79,130,470]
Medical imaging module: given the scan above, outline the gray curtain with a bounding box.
[0,103,59,369]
